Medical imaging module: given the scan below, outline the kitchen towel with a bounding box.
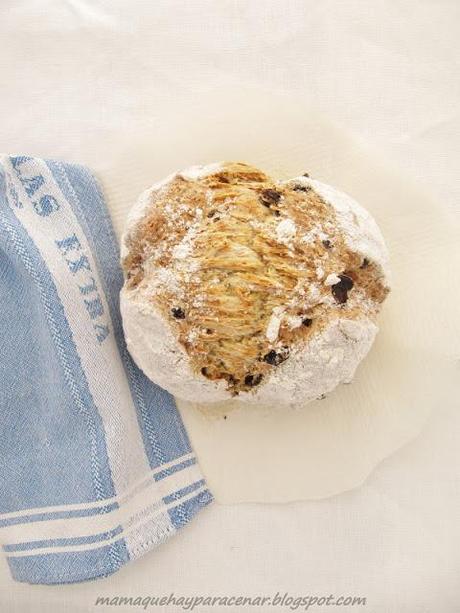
[0,155,212,585]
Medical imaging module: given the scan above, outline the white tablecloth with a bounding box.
[1,2,459,611]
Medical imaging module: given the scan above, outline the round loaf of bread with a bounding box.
[120,162,390,405]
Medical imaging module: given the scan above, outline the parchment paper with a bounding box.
[98,91,459,504]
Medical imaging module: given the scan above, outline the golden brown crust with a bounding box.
[123,162,389,394]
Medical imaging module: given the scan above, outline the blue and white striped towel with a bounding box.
[0,155,212,585]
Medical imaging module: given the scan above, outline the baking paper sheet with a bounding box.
[99,91,459,503]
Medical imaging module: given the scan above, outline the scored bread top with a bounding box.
[122,162,389,397]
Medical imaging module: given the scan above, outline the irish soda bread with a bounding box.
[120,162,390,405]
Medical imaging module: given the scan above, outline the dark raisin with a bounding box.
[244,373,263,387]
[293,184,310,193]
[207,209,216,218]
[302,318,313,327]
[172,307,186,319]
[263,347,290,366]
[223,415,227,420]
[331,274,354,304]
[340,274,354,290]
[206,328,213,334]
[263,350,277,365]
[303,172,310,177]
[331,287,348,304]
[322,239,332,249]
[260,189,281,205]
[201,367,208,376]
[360,258,370,269]
[259,189,282,216]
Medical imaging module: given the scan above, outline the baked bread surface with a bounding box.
[121,162,390,404]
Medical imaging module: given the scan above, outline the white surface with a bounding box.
[1,1,459,611]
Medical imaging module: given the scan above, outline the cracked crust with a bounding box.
[121,162,390,403]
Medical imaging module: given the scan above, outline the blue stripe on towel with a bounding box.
[168,489,213,531]
[154,457,197,482]
[7,542,130,585]
[0,503,119,529]
[162,480,206,506]
[3,526,124,553]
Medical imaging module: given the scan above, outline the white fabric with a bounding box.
[1,0,459,610]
